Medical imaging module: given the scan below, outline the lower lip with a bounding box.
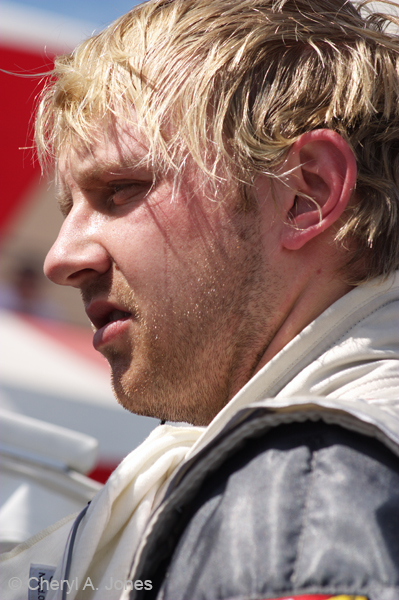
[93,317,131,350]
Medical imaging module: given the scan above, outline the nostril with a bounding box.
[66,268,99,286]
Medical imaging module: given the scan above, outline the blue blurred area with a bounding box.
[7,0,142,27]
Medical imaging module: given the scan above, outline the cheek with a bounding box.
[104,188,235,301]
[106,214,170,290]
[104,196,202,300]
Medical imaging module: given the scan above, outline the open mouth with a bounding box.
[87,301,134,350]
[107,309,131,324]
[86,302,133,332]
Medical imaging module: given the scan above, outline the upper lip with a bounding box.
[85,300,132,330]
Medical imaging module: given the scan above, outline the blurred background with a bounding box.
[0,0,158,495]
[1,0,143,326]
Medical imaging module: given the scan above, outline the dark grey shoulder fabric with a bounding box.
[130,421,399,600]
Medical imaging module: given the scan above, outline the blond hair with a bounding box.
[35,0,399,283]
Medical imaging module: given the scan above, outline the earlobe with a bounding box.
[280,130,357,251]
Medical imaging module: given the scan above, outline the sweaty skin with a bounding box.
[44,121,287,425]
[45,120,353,425]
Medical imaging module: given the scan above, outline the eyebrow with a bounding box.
[74,154,154,186]
[54,154,157,216]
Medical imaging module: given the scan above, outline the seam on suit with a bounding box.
[291,446,317,587]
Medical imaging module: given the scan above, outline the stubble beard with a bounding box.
[105,208,283,427]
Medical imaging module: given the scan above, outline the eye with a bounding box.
[108,180,152,206]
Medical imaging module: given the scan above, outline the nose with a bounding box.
[44,209,111,288]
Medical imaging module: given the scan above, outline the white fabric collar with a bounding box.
[189,271,399,458]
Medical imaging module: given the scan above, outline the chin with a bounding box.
[111,378,217,426]
[108,349,231,426]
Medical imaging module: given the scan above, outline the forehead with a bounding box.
[57,118,153,184]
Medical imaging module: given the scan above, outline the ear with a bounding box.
[280,129,357,251]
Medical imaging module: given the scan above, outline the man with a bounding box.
[2,0,398,599]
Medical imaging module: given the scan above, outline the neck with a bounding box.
[254,272,353,375]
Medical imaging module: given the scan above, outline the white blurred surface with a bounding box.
[0,310,158,463]
[0,410,102,553]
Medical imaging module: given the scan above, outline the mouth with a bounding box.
[99,309,131,329]
[86,301,132,329]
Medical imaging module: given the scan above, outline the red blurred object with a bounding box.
[0,3,98,233]
[0,44,54,232]
[88,462,119,484]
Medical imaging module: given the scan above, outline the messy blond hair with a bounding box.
[35,0,399,283]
